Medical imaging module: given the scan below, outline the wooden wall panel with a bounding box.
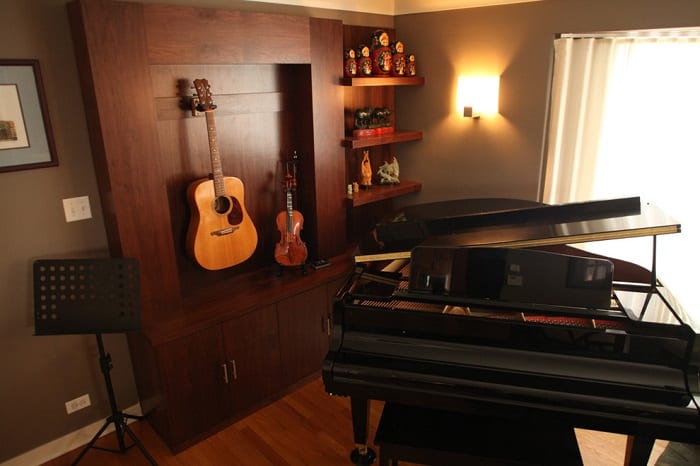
[67,0,182,328]
[151,64,307,293]
[69,0,347,328]
[310,18,346,259]
[143,5,311,65]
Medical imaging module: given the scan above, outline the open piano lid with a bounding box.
[354,196,681,263]
[352,196,698,331]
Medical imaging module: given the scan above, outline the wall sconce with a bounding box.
[457,75,500,119]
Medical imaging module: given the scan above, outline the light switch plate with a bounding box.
[63,196,92,222]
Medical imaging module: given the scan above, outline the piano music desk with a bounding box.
[375,403,583,466]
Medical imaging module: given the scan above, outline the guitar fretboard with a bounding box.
[204,110,225,197]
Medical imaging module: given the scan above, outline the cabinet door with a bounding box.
[222,304,282,412]
[157,326,231,447]
[278,286,329,385]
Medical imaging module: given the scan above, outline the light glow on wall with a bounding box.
[456,75,500,118]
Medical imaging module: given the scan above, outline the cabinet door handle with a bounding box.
[325,316,331,336]
[230,359,238,380]
[221,363,229,384]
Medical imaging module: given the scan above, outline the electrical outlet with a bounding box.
[62,196,92,222]
[65,393,91,414]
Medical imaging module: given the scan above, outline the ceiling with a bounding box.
[243,0,542,16]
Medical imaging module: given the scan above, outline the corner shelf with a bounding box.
[342,129,423,149]
[346,180,422,207]
[340,76,425,87]
[340,28,424,210]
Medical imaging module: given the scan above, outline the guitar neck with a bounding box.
[204,110,225,197]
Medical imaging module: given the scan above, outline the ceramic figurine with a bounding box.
[374,107,392,128]
[377,157,400,184]
[359,150,372,188]
[354,107,373,129]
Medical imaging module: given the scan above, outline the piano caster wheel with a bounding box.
[350,447,376,465]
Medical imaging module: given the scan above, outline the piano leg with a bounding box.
[624,435,655,466]
[349,397,376,465]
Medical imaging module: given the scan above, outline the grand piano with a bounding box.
[322,197,700,465]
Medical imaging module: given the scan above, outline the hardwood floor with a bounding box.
[41,377,669,466]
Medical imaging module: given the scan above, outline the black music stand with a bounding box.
[33,258,156,465]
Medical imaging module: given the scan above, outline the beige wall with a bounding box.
[0,1,130,462]
[0,0,390,463]
[394,0,700,205]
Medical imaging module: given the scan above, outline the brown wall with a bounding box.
[0,0,390,462]
[394,0,700,205]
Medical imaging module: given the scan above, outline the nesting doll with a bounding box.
[407,53,417,76]
[356,45,373,77]
[390,40,406,76]
[370,30,392,75]
[343,48,357,78]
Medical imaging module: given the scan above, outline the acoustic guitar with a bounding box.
[186,79,258,270]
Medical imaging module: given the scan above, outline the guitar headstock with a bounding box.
[193,78,217,112]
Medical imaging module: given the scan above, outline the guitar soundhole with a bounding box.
[213,195,243,226]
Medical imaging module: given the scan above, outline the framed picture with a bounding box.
[0,59,57,172]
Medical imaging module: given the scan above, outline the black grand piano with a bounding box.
[322,197,700,465]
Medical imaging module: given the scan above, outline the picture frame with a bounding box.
[0,59,57,173]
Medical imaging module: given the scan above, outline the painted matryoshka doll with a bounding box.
[390,40,406,76]
[370,29,392,75]
[407,53,417,76]
[356,45,373,76]
[343,48,357,78]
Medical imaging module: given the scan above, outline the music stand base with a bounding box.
[71,412,156,466]
[71,334,157,465]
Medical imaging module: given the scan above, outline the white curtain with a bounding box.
[542,32,700,320]
[542,37,615,204]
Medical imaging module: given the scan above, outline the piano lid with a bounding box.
[355,197,680,263]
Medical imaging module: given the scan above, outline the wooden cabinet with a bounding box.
[156,307,282,447]
[68,0,353,453]
[158,326,231,447]
[222,305,282,412]
[153,295,338,449]
[278,286,330,386]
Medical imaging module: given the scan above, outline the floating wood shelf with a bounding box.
[342,130,423,149]
[346,180,422,207]
[340,76,425,87]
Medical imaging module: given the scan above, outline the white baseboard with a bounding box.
[0,403,143,466]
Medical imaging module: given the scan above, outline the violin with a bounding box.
[274,166,308,267]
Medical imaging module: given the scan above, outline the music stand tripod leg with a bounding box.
[70,417,113,466]
[71,334,157,465]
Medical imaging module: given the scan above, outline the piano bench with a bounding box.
[374,403,583,466]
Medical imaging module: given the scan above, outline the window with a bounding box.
[542,29,700,319]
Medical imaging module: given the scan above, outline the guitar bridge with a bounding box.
[211,226,239,236]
